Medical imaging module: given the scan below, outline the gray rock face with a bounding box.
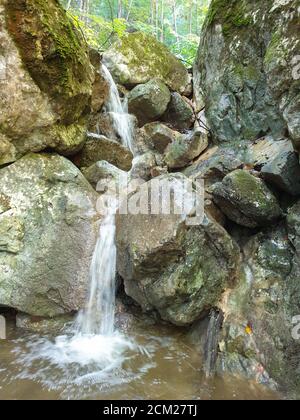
[102,32,189,93]
[164,130,209,169]
[116,173,240,326]
[195,0,299,146]
[128,80,171,127]
[0,154,98,317]
[163,93,195,130]
[212,170,283,228]
[78,134,133,171]
[218,224,300,395]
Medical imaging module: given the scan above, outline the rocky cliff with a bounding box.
[194,0,300,150]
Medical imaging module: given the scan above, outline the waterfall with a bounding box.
[77,199,117,336]
[76,66,134,338]
[101,64,135,153]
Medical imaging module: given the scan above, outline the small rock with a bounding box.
[246,137,294,168]
[163,92,195,130]
[78,134,133,171]
[165,130,208,169]
[261,149,300,196]
[128,79,171,127]
[130,152,157,181]
[144,122,180,153]
[81,160,127,190]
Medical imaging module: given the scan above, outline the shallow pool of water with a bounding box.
[0,321,280,400]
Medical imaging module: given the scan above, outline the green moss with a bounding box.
[113,32,188,92]
[232,63,260,82]
[5,0,93,125]
[204,0,253,37]
[264,31,288,64]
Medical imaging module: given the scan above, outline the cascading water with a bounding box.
[75,64,135,338]
[77,197,118,336]
[100,64,135,153]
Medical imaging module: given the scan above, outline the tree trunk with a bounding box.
[126,0,134,21]
[172,0,179,44]
[150,0,154,26]
[117,0,122,19]
[189,1,193,34]
[160,0,164,42]
[155,0,159,39]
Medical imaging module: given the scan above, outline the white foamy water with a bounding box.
[101,64,135,153]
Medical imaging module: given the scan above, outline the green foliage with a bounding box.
[60,0,210,65]
[169,34,199,66]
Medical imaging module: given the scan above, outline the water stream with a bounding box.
[100,64,135,153]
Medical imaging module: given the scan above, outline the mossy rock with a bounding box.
[103,32,189,93]
[195,0,299,143]
[212,169,283,228]
[5,0,94,125]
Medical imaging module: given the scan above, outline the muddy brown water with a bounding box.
[0,321,280,400]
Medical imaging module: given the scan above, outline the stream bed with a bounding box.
[0,321,280,400]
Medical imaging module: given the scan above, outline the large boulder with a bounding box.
[218,224,300,395]
[103,32,189,93]
[116,173,240,326]
[127,80,171,127]
[212,170,283,228]
[0,0,94,163]
[78,134,133,171]
[0,154,98,317]
[195,0,299,146]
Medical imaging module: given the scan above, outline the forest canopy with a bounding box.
[60,0,211,65]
